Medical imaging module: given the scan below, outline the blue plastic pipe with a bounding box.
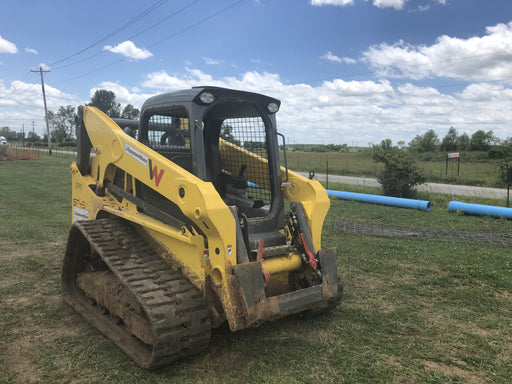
[248,181,432,211]
[247,181,260,189]
[449,201,512,219]
[326,190,432,211]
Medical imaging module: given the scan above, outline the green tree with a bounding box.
[380,138,393,150]
[27,131,41,143]
[373,139,426,197]
[121,104,140,119]
[310,144,327,152]
[220,124,241,146]
[457,132,470,151]
[441,126,458,152]
[498,161,512,206]
[469,130,497,151]
[244,141,265,151]
[0,126,17,141]
[47,105,76,143]
[409,129,440,152]
[88,89,121,118]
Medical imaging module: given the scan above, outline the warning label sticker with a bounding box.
[73,206,89,222]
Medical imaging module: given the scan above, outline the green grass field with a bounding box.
[1,156,511,383]
[283,150,503,188]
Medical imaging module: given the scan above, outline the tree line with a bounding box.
[408,127,500,153]
[1,90,139,146]
[2,95,509,156]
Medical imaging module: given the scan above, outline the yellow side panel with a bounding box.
[74,107,243,328]
[218,137,330,251]
[282,169,330,251]
[218,139,271,190]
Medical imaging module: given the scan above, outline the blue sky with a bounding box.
[1,0,512,145]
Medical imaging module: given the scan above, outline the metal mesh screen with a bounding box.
[147,115,190,150]
[145,114,192,172]
[220,117,272,206]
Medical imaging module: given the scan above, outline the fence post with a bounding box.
[326,160,329,189]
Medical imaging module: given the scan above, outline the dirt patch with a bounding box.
[381,355,415,384]
[5,307,83,383]
[3,292,61,310]
[3,282,83,383]
[197,349,246,374]
[6,336,43,384]
[418,359,485,384]
[349,275,385,291]
[457,322,494,337]
[496,290,512,301]
[350,298,397,314]
[0,242,65,262]
[0,248,35,262]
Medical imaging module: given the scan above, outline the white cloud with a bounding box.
[0,80,75,108]
[0,35,18,54]
[0,79,77,135]
[310,0,354,6]
[103,41,153,60]
[38,63,51,71]
[373,0,405,10]
[203,57,221,65]
[3,54,512,145]
[312,0,444,11]
[363,21,512,83]
[136,68,512,144]
[25,47,38,55]
[322,51,343,63]
[343,57,357,64]
[142,69,212,90]
[91,82,153,107]
[311,0,405,9]
[321,51,357,64]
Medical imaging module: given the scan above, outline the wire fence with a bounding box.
[334,219,512,246]
[3,146,40,160]
[7,145,78,159]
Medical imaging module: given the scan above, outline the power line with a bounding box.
[53,0,202,70]
[49,0,170,66]
[52,0,244,85]
[147,0,244,50]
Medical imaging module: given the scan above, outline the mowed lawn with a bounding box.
[1,155,511,383]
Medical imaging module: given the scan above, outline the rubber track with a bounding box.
[62,218,211,369]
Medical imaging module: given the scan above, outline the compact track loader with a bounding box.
[62,86,342,369]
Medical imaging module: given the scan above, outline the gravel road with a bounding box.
[298,172,508,199]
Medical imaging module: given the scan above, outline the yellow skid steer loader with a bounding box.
[62,86,342,369]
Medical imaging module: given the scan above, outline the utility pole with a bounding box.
[22,123,25,147]
[32,66,52,155]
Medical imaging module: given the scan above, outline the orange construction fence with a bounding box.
[5,146,40,160]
